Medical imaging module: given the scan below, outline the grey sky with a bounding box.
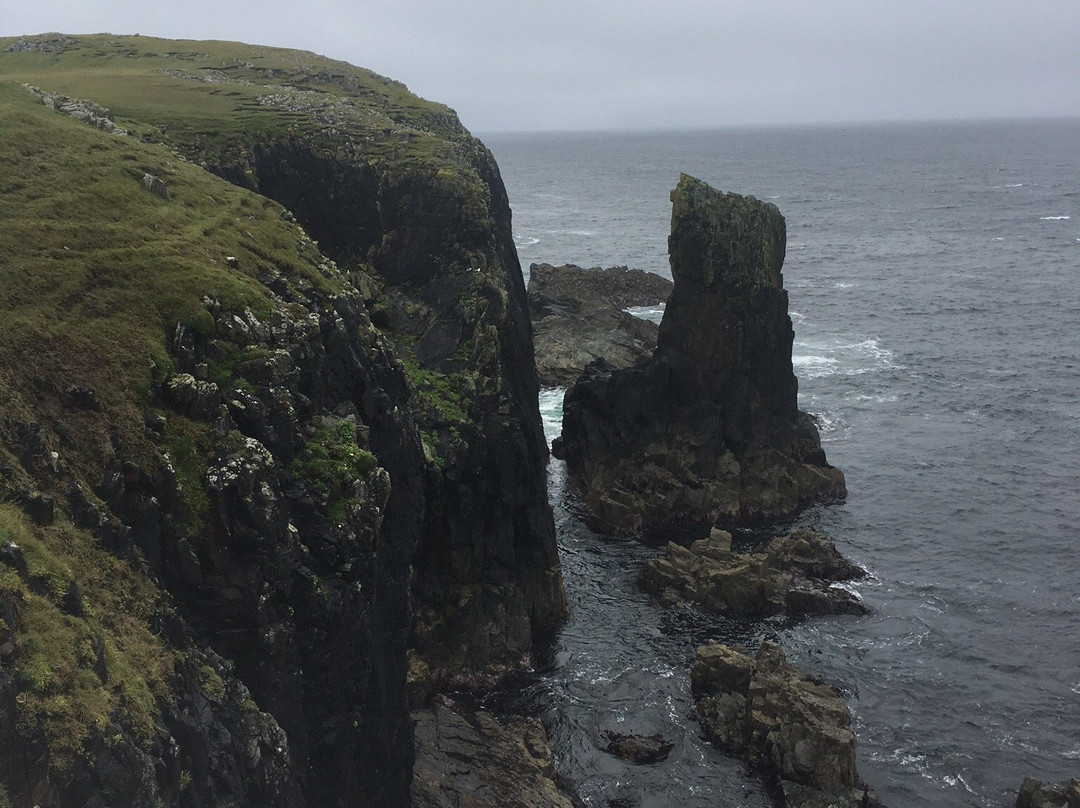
[5,1,1079,132]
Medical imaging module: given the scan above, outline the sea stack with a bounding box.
[559,174,845,534]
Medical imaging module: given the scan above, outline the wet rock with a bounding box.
[691,641,881,808]
[412,703,576,808]
[528,263,671,387]
[560,175,845,535]
[601,731,675,764]
[1016,777,1080,808]
[641,528,868,617]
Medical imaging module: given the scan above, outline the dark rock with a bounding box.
[601,731,675,764]
[0,541,29,580]
[61,579,85,617]
[23,491,55,525]
[641,528,868,617]
[527,263,671,387]
[560,175,845,535]
[1016,777,1080,808]
[691,641,882,808]
[412,704,576,808]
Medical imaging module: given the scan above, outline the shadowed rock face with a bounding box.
[559,174,845,535]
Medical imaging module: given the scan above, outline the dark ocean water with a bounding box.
[482,120,1080,808]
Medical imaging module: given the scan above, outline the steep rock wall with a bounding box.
[559,175,845,535]
[0,33,565,807]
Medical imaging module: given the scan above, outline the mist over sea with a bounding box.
[483,120,1080,807]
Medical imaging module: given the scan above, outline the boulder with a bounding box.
[527,263,671,387]
[560,175,845,535]
[641,527,867,617]
[691,641,881,808]
[601,731,675,764]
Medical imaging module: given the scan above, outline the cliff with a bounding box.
[0,33,564,807]
[559,174,846,535]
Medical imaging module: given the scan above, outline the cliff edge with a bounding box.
[0,33,564,808]
[559,174,845,535]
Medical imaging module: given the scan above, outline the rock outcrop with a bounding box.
[1016,778,1080,808]
[0,33,565,808]
[559,175,845,535]
[412,704,576,808]
[691,642,881,808]
[641,528,867,617]
[528,263,671,387]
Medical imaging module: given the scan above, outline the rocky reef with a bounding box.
[1016,777,1080,808]
[527,263,671,387]
[559,174,845,535]
[0,33,564,808]
[692,641,881,808]
[641,527,867,617]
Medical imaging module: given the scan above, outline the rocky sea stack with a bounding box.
[559,174,846,535]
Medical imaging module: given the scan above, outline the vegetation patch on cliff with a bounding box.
[0,506,173,767]
[0,79,336,484]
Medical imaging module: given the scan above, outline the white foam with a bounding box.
[1006,183,1024,187]
[538,387,566,443]
[625,304,665,325]
[514,235,540,247]
[1040,216,1071,220]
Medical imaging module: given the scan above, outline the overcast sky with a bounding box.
[5,1,1079,132]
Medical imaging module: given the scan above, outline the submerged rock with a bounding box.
[528,263,671,387]
[691,641,881,808]
[641,527,868,617]
[560,175,845,535]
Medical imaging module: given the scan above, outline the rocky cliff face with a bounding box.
[0,33,564,808]
[559,174,845,535]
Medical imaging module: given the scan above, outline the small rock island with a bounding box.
[558,174,846,535]
[528,263,671,387]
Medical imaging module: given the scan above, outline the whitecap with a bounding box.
[829,581,863,599]
[514,235,540,247]
[944,774,976,794]
[1040,216,1071,220]
[1006,183,1024,188]
[1065,747,1080,760]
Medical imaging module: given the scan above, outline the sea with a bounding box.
[481,120,1080,808]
